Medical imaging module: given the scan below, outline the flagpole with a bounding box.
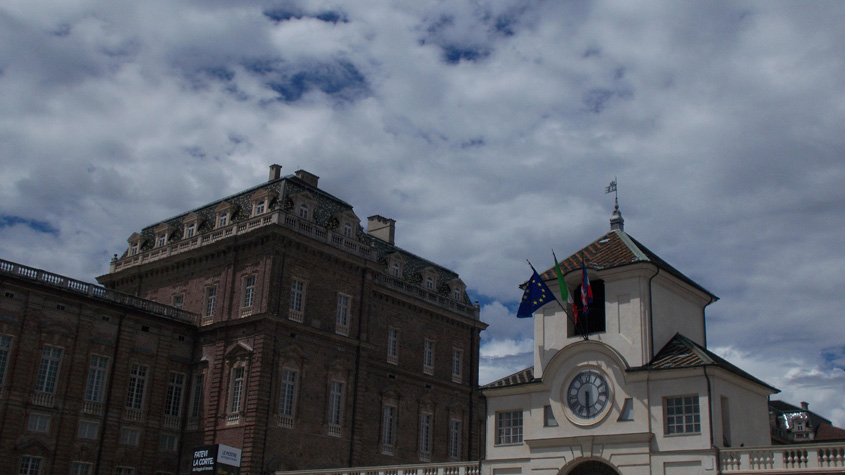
[551,250,588,341]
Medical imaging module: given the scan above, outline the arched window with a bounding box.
[299,203,309,220]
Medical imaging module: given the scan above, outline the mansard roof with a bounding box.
[538,229,717,301]
[631,333,779,392]
[127,170,465,301]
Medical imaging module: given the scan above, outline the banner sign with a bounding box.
[192,444,241,474]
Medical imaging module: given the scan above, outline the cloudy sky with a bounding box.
[2,1,844,426]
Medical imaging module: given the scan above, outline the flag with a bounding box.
[552,250,576,323]
[516,268,555,318]
[580,262,593,315]
[605,180,617,194]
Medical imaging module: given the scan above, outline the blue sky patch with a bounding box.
[264,60,368,102]
[0,215,59,236]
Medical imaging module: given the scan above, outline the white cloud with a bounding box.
[1,0,844,425]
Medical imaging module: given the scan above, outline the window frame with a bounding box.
[289,278,306,322]
[242,275,256,309]
[27,413,50,433]
[35,345,63,394]
[327,379,345,436]
[496,410,524,445]
[125,364,148,411]
[84,354,109,403]
[418,409,433,461]
[335,293,351,336]
[77,419,99,440]
[204,286,217,317]
[380,402,398,455]
[452,347,463,383]
[70,462,93,475]
[449,418,462,459]
[0,334,13,387]
[164,372,186,418]
[19,455,43,475]
[423,339,435,375]
[278,367,299,427]
[387,328,399,365]
[119,427,141,446]
[664,395,701,435]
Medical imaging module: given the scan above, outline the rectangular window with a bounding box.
[327,380,344,431]
[70,462,93,475]
[171,295,183,309]
[125,364,148,410]
[229,367,245,413]
[164,372,185,417]
[419,411,433,459]
[452,348,463,383]
[254,200,265,215]
[35,345,63,394]
[381,404,397,453]
[19,456,42,475]
[387,328,398,364]
[449,419,462,459]
[543,405,559,427]
[279,369,298,418]
[114,467,135,475]
[218,213,227,228]
[0,335,12,386]
[289,279,305,321]
[335,294,350,336]
[78,420,99,439]
[204,287,217,317]
[423,339,435,375]
[84,355,108,403]
[119,428,141,446]
[159,434,178,452]
[496,410,523,445]
[27,413,50,433]
[185,223,195,238]
[157,234,166,247]
[242,276,255,308]
[665,396,701,435]
[618,398,634,421]
[129,243,139,255]
[189,372,204,418]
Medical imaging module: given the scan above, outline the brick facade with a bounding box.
[0,167,487,474]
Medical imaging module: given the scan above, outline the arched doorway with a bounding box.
[564,460,620,475]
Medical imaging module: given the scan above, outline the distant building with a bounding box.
[0,165,487,474]
[770,400,845,444]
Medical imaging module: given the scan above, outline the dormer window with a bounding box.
[214,201,236,229]
[218,213,228,228]
[392,263,400,277]
[130,243,139,256]
[185,223,195,238]
[254,200,266,216]
[344,222,352,237]
[426,276,434,290]
[157,233,167,248]
[299,204,309,220]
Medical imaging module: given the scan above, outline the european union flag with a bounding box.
[516,270,555,318]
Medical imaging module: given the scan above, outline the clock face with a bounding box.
[567,370,610,419]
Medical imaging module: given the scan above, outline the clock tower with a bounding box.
[482,207,778,475]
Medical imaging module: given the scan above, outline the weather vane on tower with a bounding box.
[606,178,624,231]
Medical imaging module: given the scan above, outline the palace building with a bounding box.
[0,165,487,474]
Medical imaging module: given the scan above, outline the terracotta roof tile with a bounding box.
[537,230,717,300]
[482,367,536,389]
[631,333,778,392]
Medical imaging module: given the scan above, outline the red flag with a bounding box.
[581,263,593,315]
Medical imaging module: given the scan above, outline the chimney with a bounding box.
[295,169,319,188]
[367,215,396,244]
[801,402,809,411]
[269,164,282,181]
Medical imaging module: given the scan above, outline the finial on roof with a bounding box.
[610,198,624,231]
[605,178,624,231]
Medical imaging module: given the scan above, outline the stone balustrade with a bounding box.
[0,258,198,325]
[720,442,845,472]
[274,461,481,475]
